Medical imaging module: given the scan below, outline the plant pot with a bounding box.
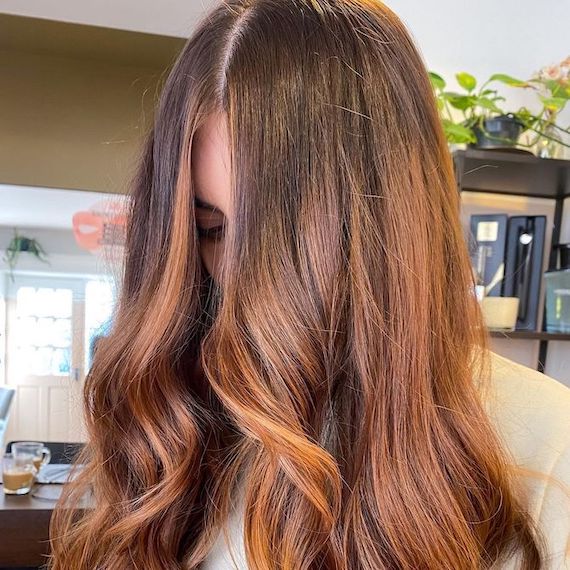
[18,238,32,252]
[470,114,524,150]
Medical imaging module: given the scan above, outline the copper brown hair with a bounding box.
[48,0,548,568]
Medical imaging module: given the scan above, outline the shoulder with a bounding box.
[481,350,570,567]
[483,350,570,456]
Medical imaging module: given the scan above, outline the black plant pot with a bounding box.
[18,237,32,252]
[470,114,524,150]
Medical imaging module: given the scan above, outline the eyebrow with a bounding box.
[194,196,221,213]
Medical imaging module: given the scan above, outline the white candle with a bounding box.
[481,297,520,331]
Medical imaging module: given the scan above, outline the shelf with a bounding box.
[453,148,570,199]
[454,149,570,373]
[489,330,570,341]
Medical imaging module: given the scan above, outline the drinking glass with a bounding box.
[12,441,51,476]
[2,452,36,495]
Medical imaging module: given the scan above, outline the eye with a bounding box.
[195,202,226,241]
[197,224,225,240]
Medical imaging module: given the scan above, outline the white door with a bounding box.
[3,274,115,444]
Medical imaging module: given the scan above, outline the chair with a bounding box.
[5,441,84,464]
[0,387,15,451]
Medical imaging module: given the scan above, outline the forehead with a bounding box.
[191,111,232,214]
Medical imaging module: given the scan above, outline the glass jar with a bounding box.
[536,123,561,159]
[543,269,570,332]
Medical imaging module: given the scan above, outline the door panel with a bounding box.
[4,273,116,445]
[5,275,85,444]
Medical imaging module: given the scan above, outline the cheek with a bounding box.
[198,239,222,280]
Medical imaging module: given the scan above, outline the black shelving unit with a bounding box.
[453,148,570,373]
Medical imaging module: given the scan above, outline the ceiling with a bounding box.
[0,0,210,38]
[0,185,128,230]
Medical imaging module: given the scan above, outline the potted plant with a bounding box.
[3,229,49,281]
[525,56,570,158]
[429,68,570,154]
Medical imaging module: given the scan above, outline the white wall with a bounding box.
[388,0,569,80]
[388,0,570,142]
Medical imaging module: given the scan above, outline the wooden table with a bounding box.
[0,481,92,568]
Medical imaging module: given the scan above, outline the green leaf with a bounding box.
[443,92,477,111]
[476,97,503,114]
[442,119,476,144]
[428,72,446,90]
[546,81,570,99]
[530,79,570,99]
[515,109,539,129]
[544,79,569,97]
[456,72,477,92]
[489,73,528,87]
[540,96,567,111]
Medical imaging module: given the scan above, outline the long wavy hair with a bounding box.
[48,0,548,568]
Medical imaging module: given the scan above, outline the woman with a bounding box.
[48,0,570,568]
